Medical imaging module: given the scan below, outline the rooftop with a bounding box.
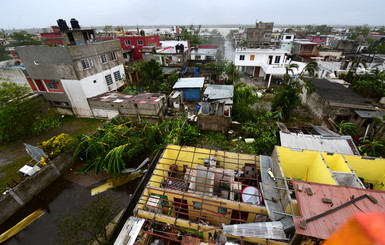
[292,180,385,240]
[294,39,318,45]
[173,77,204,89]
[310,79,374,109]
[88,92,164,105]
[354,110,385,119]
[203,85,234,100]
[279,132,360,155]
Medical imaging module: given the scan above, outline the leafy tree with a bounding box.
[351,65,385,99]
[103,25,112,32]
[241,112,278,154]
[57,196,117,245]
[0,46,11,61]
[232,83,259,122]
[0,82,44,142]
[224,62,240,84]
[133,59,164,92]
[75,118,199,175]
[272,62,318,121]
[359,139,385,157]
[9,31,41,46]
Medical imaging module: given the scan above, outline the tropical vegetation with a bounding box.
[74,118,199,175]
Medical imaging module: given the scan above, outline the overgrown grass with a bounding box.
[0,156,30,192]
[0,116,103,193]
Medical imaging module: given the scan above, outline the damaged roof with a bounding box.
[88,92,164,104]
[309,79,374,109]
[354,110,385,119]
[279,132,360,155]
[204,85,234,100]
[292,180,385,240]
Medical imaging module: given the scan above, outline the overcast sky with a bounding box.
[2,0,385,29]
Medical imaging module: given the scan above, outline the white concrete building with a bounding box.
[279,34,294,52]
[234,48,290,86]
[17,24,125,117]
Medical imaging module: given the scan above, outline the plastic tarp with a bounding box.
[223,222,289,240]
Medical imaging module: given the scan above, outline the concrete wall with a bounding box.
[16,46,76,80]
[0,67,29,88]
[197,114,231,131]
[0,150,75,225]
[68,40,124,80]
[61,65,124,117]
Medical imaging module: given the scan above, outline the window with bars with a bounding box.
[113,71,122,81]
[124,40,131,46]
[80,57,94,70]
[46,81,58,90]
[105,74,113,85]
[275,56,281,63]
[137,40,144,45]
[109,52,117,61]
[239,55,245,60]
[99,54,108,64]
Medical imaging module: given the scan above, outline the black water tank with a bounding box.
[70,18,80,29]
[57,19,69,30]
[179,43,184,53]
[140,30,145,36]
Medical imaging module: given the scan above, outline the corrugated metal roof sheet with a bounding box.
[279,132,360,155]
[172,77,204,89]
[354,110,385,119]
[292,180,385,240]
[204,85,234,100]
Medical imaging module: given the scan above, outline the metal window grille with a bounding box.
[105,74,113,85]
[113,71,122,81]
[99,54,107,64]
[109,52,117,61]
[46,82,58,90]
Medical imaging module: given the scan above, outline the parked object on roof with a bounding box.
[223,222,289,240]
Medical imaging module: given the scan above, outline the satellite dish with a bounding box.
[241,186,262,205]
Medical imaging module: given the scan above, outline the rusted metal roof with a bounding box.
[292,180,385,240]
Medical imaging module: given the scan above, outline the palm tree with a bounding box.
[337,120,357,136]
[272,62,318,121]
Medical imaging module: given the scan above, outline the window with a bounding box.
[264,33,272,39]
[285,35,292,39]
[109,52,117,61]
[46,81,58,90]
[113,71,122,81]
[52,101,70,107]
[239,55,245,60]
[195,55,201,60]
[105,74,113,86]
[193,202,202,210]
[124,40,131,46]
[250,55,255,61]
[137,39,144,45]
[275,56,281,64]
[99,54,107,64]
[218,207,227,215]
[80,57,94,70]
